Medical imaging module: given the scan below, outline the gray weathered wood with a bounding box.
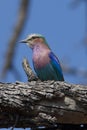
[0,81,87,128]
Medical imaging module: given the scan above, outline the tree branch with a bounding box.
[0,58,87,128]
[0,81,87,128]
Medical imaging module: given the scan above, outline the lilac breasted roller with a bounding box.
[20,34,64,81]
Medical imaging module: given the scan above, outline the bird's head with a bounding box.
[20,34,49,49]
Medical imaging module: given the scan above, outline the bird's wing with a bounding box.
[33,51,64,81]
[49,51,64,81]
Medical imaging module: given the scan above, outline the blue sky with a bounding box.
[0,0,86,84]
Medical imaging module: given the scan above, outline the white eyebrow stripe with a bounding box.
[27,34,43,40]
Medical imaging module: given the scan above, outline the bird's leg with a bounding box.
[22,58,39,81]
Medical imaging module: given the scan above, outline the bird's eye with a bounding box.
[31,36,39,40]
[32,37,36,40]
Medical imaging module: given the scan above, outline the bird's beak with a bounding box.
[19,39,27,43]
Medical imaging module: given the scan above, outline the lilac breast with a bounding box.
[32,44,50,69]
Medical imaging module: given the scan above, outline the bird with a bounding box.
[20,34,64,81]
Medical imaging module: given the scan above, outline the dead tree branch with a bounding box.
[0,58,87,128]
[0,81,87,128]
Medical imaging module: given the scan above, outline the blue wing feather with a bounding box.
[33,51,64,81]
[49,52,64,81]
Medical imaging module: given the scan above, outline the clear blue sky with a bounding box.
[0,0,86,84]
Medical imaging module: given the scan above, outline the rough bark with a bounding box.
[0,81,87,128]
